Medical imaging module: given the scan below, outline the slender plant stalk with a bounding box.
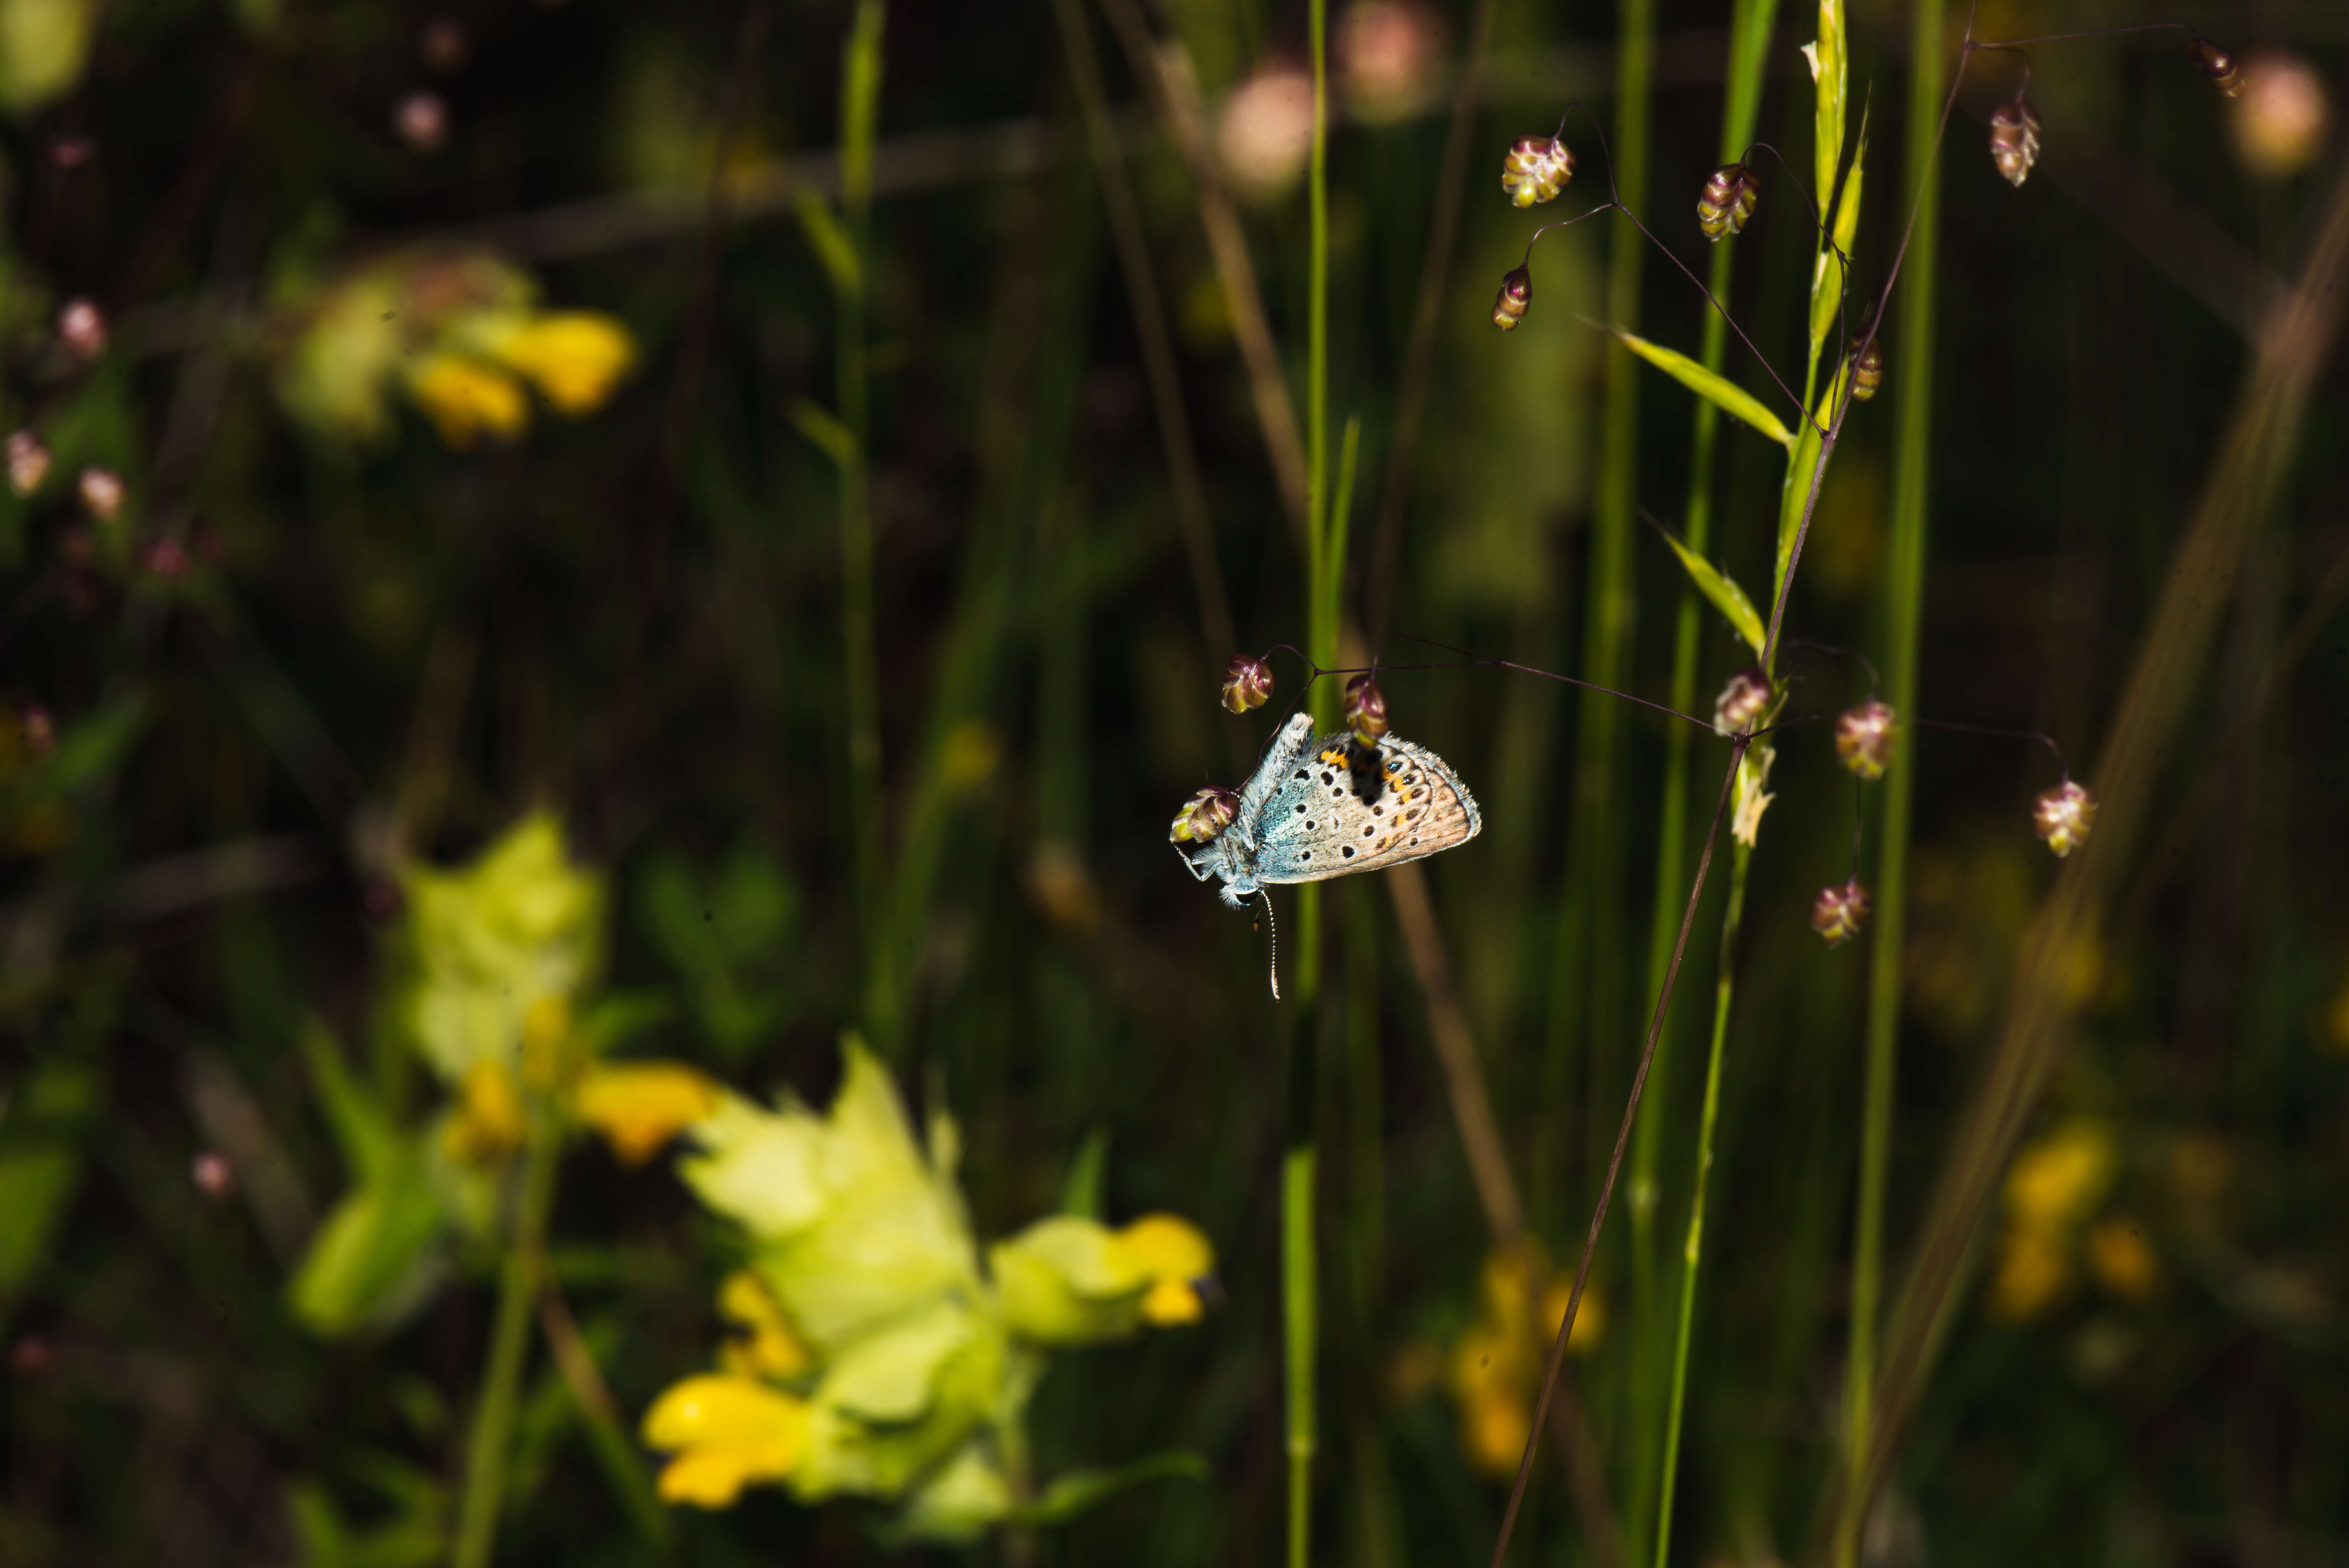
[450,1113,562,1568]
[1651,840,1748,1568]
[1539,0,1654,1241]
[1285,7,1332,1563]
[1836,3,1942,1563]
[838,0,892,1049]
[1626,2,1779,1549]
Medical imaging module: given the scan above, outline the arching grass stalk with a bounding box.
[838,0,892,1049]
[450,1101,562,1568]
[1285,4,1333,1561]
[1626,2,1779,1553]
[1837,2,1943,1563]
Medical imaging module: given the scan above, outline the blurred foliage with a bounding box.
[0,0,2345,1565]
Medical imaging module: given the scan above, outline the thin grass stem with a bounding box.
[449,1111,562,1568]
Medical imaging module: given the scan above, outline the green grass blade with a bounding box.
[1610,327,1793,449]
[1654,527,1766,657]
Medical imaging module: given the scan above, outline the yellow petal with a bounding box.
[1140,1276,1203,1327]
[405,354,529,448]
[655,1441,796,1508]
[2004,1119,2116,1233]
[1461,1388,1532,1480]
[641,1373,807,1453]
[489,312,637,415]
[1113,1214,1214,1283]
[2086,1216,2160,1302]
[574,1060,722,1165]
[716,1269,815,1379]
[1540,1277,1606,1356]
[1987,1226,2071,1322]
[443,1060,526,1166]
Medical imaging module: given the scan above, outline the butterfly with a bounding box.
[1177,711,1483,911]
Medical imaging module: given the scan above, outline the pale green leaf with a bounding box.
[792,190,860,296]
[1812,102,1871,354]
[1610,327,1793,448]
[1656,529,1766,656]
[0,1059,100,1312]
[1010,1453,1209,1527]
[790,398,858,468]
[1811,0,1847,217]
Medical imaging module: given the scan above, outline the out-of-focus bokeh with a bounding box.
[2,0,2346,1564]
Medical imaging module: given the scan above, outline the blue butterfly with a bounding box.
[1176,712,1483,910]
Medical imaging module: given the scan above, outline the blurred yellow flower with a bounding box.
[2086,1216,2160,1302]
[573,1059,722,1165]
[1987,1224,2071,1321]
[443,1061,526,1166]
[1442,1246,1605,1479]
[2325,968,2349,1055]
[717,1269,815,1381]
[1116,1214,1215,1326]
[641,1374,809,1507]
[0,0,99,112]
[487,311,638,415]
[405,354,529,449]
[2003,1118,2115,1233]
[990,1211,1217,1342]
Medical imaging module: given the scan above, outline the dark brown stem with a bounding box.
[1488,741,1743,1568]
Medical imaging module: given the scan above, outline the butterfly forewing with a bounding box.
[1255,731,1481,885]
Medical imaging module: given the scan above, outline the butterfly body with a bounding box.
[1180,712,1483,907]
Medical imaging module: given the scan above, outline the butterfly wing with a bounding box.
[1255,731,1481,885]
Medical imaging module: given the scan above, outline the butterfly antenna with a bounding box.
[1261,890,1281,1002]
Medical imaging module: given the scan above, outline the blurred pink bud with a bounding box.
[1810,879,1872,946]
[1171,785,1240,845]
[21,704,55,757]
[6,431,52,496]
[78,468,124,521]
[47,135,95,170]
[394,92,450,152]
[1501,134,1573,207]
[1712,666,1774,736]
[1343,673,1388,745]
[420,17,470,72]
[1989,98,2042,188]
[141,537,190,579]
[56,298,107,360]
[1221,654,1275,714]
[2032,780,2098,858]
[1833,701,1897,781]
[8,1336,54,1378]
[1492,264,1532,332]
[2188,34,2244,99]
[191,1151,236,1200]
[2229,52,2329,178]
[1218,66,1314,205]
[1338,0,1443,124]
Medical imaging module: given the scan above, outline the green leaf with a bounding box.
[1655,528,1766,656]
[1609,327,1793,448]
[790,398,858,468]
[1008,1452,1209,1527]
[1059,1126,1110,1219]
[792,190,861,296]
[1811,101,1871,355]
[1809,0,1848,217]
[0,1059,101,1315]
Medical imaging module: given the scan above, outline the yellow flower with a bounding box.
[574,1059,722,1165]
[1442,1246,1604,1478]
[1987,1224,2071,1322]
[990,1212,1217,1343]
[405,353,529,448]
[443,1061,526,1166]
[2003,1118,2116,1234]
[716,1270,815,1381]
[641,1374,809,1507]
[487,312,637,415]
[2086,1216,2160,1302]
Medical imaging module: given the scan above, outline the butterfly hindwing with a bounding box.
[1256,730,1481,886]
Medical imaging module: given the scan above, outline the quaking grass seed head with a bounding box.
[2189,34,2245,99]
[1492,265,1532,332]
[1344,674,1389,745]
[2032,780,2098,858]
[1696,163,1759,241]
[1990,98,2043,188]
[1713,666,1774,737]
[1500,134,1573,207]
[1851,335,1885,401]
[1171,786,1239,845]
[1834,701,1897,781]
[5,432,51,497]
[1221,654,1274,714]
[1810,879,1873,946]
